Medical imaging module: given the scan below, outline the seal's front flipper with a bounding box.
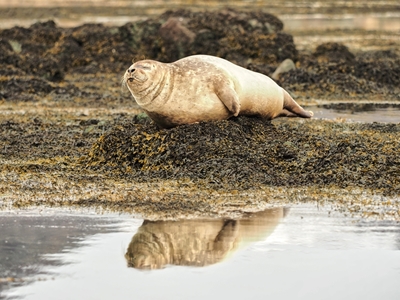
[282,89,313,118]
[215,82,241,116]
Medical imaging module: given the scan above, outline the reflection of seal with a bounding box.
[125,208,286,270]
[123,55,313,128]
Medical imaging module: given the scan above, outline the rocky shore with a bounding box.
[0,9,399,220]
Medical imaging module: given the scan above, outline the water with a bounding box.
[1,0,400,31]
[307,103,400,123]
[2,12,399,31]
[1,205,400,300]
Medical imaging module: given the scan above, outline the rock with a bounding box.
[84,116,400,196]
[159,17,196,44]
[158,17,196,60]
[313,42,355,64]
[272,58,295,80]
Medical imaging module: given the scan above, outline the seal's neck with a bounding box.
[133,65,173,108]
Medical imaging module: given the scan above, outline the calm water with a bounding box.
[1,205,400,300]
[307,103,400,123]
[1,0,400,31]
[3,13,397,31]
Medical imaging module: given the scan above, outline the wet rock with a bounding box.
[84,117,400,196]
[155,8,295,64]
[29,20,62,45]
[20,54,64,82]
[354,59,400,87]
[159,17,196,61]
[0,77,54,101]
[0,9,399,102]
[45,35,87,70]
[159,17,196,44]
[272,58,295,81]
[69,23,135,73]
[313,42,355,64]
[278,42,400,99]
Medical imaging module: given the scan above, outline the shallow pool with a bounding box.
[1,204,399,300]
[307,103,400,123]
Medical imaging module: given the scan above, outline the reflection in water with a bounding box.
[125,207,286,269]
[3,205,400,300]
[0,212,123,293]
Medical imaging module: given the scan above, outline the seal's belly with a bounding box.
[147,89,230,127]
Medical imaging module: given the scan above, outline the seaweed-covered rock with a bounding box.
[85,117,400,196]
[152,9,295,65]
[313,42,355,64]
[0,76,54,101]
[279,42,400,99]
[0,9,298,101]
[0,9,399,102]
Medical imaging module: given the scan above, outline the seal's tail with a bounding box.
[282,89,313,118]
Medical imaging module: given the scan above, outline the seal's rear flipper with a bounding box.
[277,109,298,117]
[282,89,313,118]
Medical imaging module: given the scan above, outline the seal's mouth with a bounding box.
[126,75,144,84]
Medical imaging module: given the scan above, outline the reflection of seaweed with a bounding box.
[125,208,285,269]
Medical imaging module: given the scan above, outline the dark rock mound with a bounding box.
[0,77,54,101]
[279,42,400,99]
[0,10,399,102]
[152,8,295,64]
[84,117,400,195]
[313,42,355,64]
[0,9,297,101]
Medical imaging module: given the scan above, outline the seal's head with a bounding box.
[123,59,171,108]
[123,60,163,96]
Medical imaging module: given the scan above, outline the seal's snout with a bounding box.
[126,67,136,83]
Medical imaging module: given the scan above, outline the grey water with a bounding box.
[1,205,400,300]
[1,0,400,31]
[307,103,400,123]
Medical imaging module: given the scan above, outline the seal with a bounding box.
[125,208,285,269]
[123,55,313,128]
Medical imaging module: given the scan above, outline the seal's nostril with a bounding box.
[129,68,136,73]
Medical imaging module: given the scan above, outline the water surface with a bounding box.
[1,205,400,300]
[308,103,400,123]
[1,0,400,31]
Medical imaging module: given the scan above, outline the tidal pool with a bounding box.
[1,204,399,300]
[307,103,400,123]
